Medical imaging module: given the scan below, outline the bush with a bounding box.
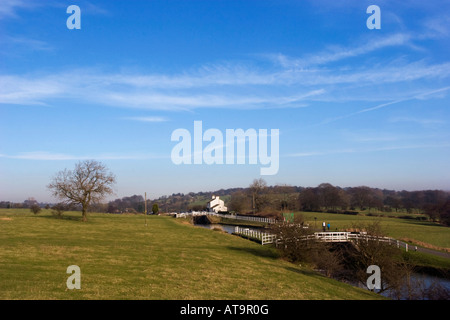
[51,203,66,219]
[269,222,317,262]
[342,210,359,215]
[30,204,41,215]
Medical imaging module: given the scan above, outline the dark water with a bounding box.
[195,223,264,234]
[195,223,237,234]
[349,273,450,300]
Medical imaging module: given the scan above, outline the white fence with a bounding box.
[234,226,277,245]
[233,229,402,248]
[226,214,276,224]
[177,214,406,249]
[175,211,217,218]
[176,211,276,224]
[308,232,352,242]
[300,231,396,243]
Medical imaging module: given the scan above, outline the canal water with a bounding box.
[349,273,450,300]
[195,223,264,234]
[195,223,450,299]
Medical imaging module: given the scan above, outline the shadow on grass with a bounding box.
[283,266,325,278]
[35,214,83,222]
[226,246,280,259]
[227,246,331,279]
[404,220,449,228]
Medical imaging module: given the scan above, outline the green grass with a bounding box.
[0,209,381,300]
[297,211,450,251]
[402,251,450,272]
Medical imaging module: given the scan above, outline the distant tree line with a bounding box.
[1,198,35,208]
[0,198,53,209]
[226,180,450,225]
[102,179,450,225]
[106,195,160,215]
[2,179,449,225]
[106,195,145,213]
[104,188,244,214]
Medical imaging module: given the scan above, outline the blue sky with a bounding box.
[1,0,450,202]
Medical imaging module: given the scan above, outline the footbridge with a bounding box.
[234,228,409,250]
[304,231,395,244]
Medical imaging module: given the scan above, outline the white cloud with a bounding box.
[0,0,29,20]
[388,117,446,126]
[286,143,450,158]
[0,151,167,161]
[1,36,53,52]
[2,59,449,110]
[315,86,450,126]
[0,70,327,110]
[123,116,169,123]
[0,27,449,112]
[0,0,110,20]
[269,33,413,68]
[420,15,450,39]
[0,75,66,105]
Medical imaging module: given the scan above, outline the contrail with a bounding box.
[318,86,450,126]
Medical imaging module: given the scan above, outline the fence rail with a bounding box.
[234,228,404,249]
[175,211,276,224]
[234,226,277,245]
[299,232,397,244]
[176,213,407,249]
[226,214,276,224]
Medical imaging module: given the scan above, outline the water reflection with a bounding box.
[380,274,450,300]
[195,223,262,234]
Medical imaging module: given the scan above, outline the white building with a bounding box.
[207,195,227,213]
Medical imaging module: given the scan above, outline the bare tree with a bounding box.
[272,184,299,212]
[317,183,343,211]
[299,187,321,212]
[345,221,407,294]
[228,191,249,214]
[47,160,116,222]
[51,202,66,219]
[269,220,314,262]
[249,178,268,214]
[349,186,373,211]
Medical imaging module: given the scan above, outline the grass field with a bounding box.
[0,209,382,300]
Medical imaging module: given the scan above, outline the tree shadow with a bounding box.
[405,220,448,228]
[36,214,83,222]
[283,266,325,278]
[226,246,280,259]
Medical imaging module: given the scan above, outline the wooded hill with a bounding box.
[106,180,450,225]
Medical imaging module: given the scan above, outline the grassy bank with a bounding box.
[0,209,381,300]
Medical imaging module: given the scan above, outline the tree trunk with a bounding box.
[82,205,88,222]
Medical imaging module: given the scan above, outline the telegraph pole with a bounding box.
[252,192,255,215]
[144,192,147,227]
